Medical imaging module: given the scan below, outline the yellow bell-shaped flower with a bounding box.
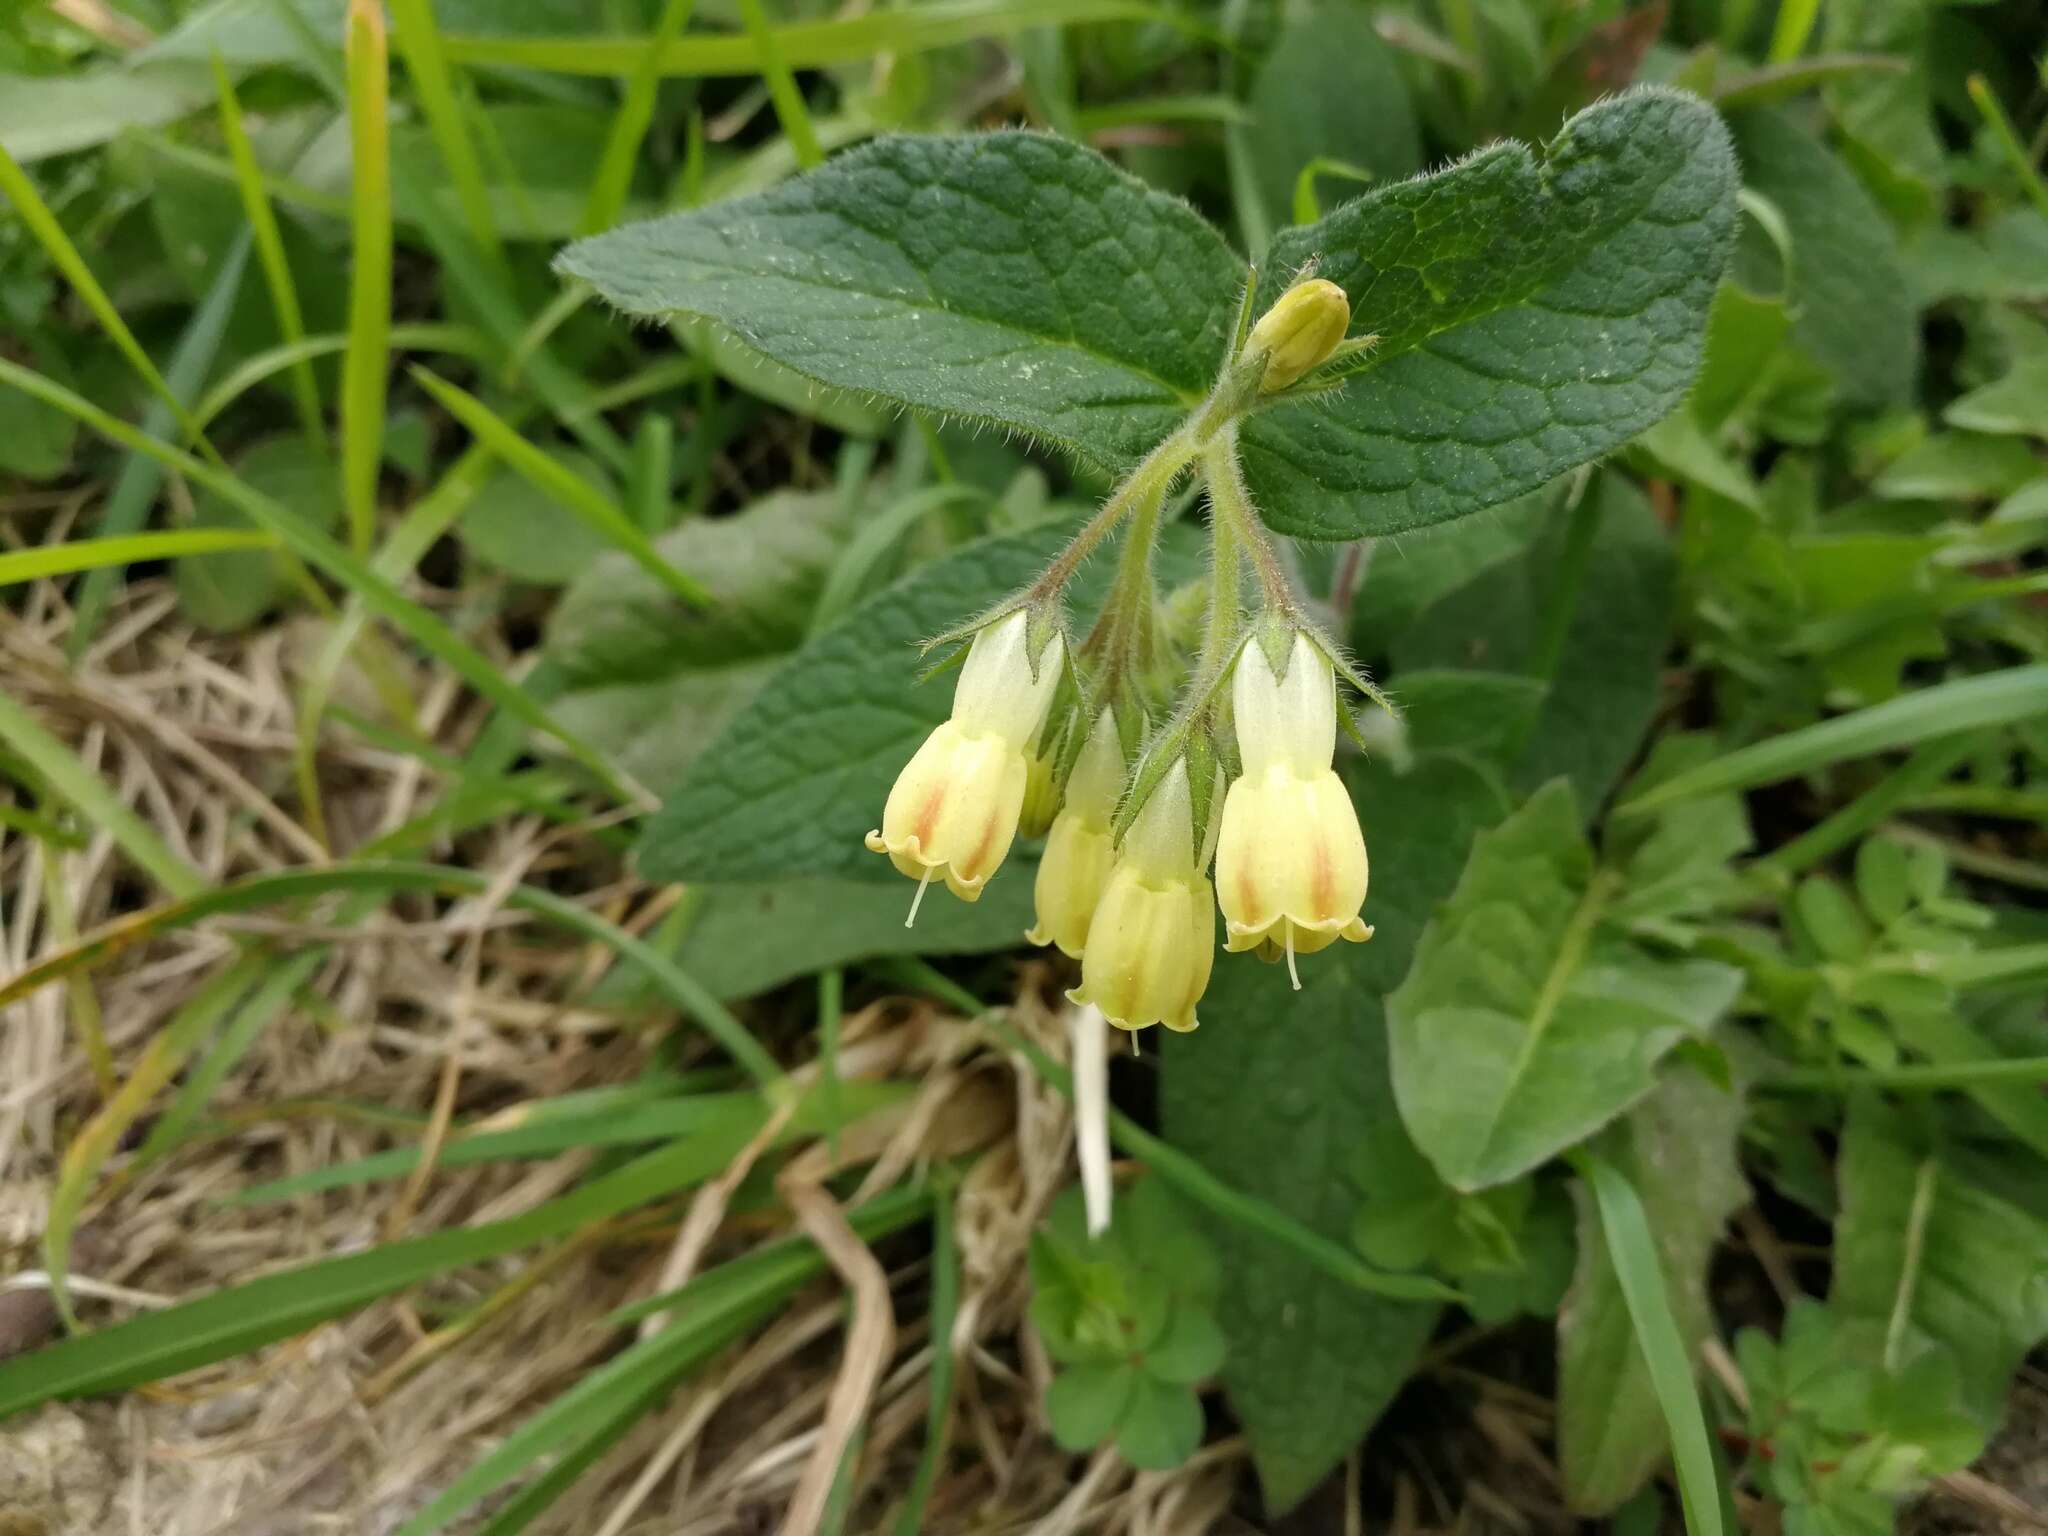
[1215,633,1371,983]
[1026,707,1123,958]
[1069,758,1216,1033]
[866,611,1063,916]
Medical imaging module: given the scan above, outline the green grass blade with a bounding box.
[734,0,822,167]
[1577,1153,1725,1536]
[0,358,640,808]
[262,0,628,473]
[412,367,712,607]
[0,530,277,587]
[399,1184,933,1536]
[227,1083,903,1205]
[1618,666,2048,816]
[582,0,698,234]
[67,231,251,655]
[441,0,1173,75]
[891,1179,960,1536]
[293,442,496,847]
[192,325,491,434]
[1967,73,2048,222]
[129,951,322,1171]
[212,54,324,453]
[0,861,782,1088]
[0,142,212,448]
[1752,735,1982,880]
[809,486,977,637]
[45,955,267,1324]
[0,692,203,898]
[387,0,503,261]
[0,1116,860,1415]
[343,0,394,554]
[1765,0,1821,62]
[628,413,675,533]
[468,1376,675,1535]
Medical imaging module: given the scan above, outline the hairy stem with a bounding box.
[1082,476,1168,691]
[1030,424,1200,602]
[1201,426,1297,617]
[1199,479,1244,672]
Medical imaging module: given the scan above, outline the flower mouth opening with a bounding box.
[863,829,992,920]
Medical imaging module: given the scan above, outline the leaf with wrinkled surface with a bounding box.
[1241,89,1737,539]
[1160,752,1508,1513]
[1559,1068,1746,1512]
[566,92,1736,542]
[562,132,1242,472]
[1387,780,1744,1190]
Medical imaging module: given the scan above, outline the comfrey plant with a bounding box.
[564,89,1737,1233]
[866,274,1386,1032]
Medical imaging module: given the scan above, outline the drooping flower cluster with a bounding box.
[866,272,1384,1032]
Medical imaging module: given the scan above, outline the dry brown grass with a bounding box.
[0,549,1252,1534]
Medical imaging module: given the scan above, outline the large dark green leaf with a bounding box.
[561,132,1243,472]
[1241,89,1737,539]
[1159,751,1509,1513]
[565,95,1737,542]
[634,519,1203,886]
[634,523,1071,885]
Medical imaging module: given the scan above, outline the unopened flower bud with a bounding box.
[1215,634,1372,983]
[1246,277,1350,392]
[1068,758,1216,1033]
[866,611,1063,919]
[1026,708,1123,958]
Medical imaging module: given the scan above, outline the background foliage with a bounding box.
[1,0,2045,1530]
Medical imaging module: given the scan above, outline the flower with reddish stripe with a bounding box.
[1215,632,1372,985]
[867,611,1064,921]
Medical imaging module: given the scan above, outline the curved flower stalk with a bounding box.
[1215,631,1373,985]
[865,610,1064,920]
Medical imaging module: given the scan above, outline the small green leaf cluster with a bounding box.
[1349,1122,1575,1325]
[1735,1301,1983,1536]
[1029,1177,1225,1471]
[1759,840,1995,1071]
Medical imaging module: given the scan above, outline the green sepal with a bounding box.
[1227,264,1261,363]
